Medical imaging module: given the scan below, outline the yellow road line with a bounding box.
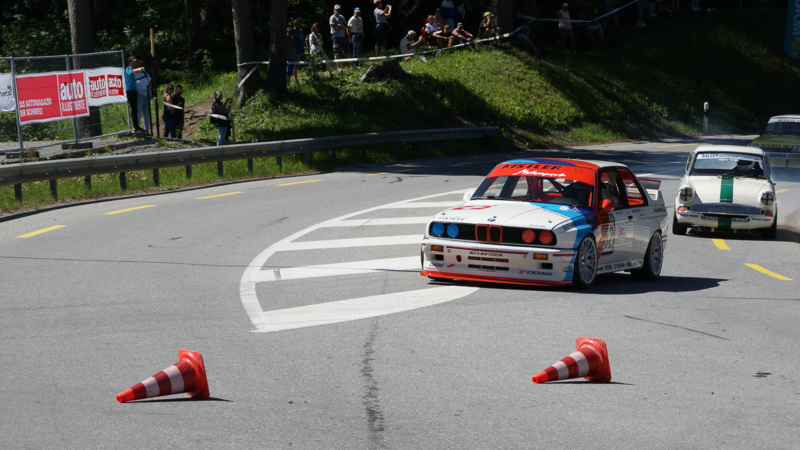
[197,191,242,200]
[657,143,700,148]
[744,264,793,281]
[17,225,67,239]
[775,189,789,194]
[712,239,730,250]
[276,179,323,186]
[366,169,416,176]
[103,205,156,215]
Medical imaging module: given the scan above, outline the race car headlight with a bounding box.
[679,187,693,202]
[446,224,459,238]
[760,191,775,206]
[521,229,536,244]
[431,222,445,236]
[749,143,760,148]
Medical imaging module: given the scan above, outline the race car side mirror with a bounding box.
[462,190,475,203]
[600,199,614,214]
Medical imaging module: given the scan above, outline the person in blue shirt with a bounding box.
[125,56,146,132]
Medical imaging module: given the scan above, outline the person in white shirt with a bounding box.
[347,8,365,67]
[373,0,393,57]
[399,30,429,62]
[308,23,334,77]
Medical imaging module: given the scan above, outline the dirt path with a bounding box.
[180,99,215,140]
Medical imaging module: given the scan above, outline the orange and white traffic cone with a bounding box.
[117,349,210,403]
[532,337,612,383]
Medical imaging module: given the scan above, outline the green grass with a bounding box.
[2,6,796,215]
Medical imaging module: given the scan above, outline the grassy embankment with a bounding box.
[1,7,796,215]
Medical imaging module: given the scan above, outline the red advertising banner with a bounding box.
[85,67,127,107]
[16,71,89,125]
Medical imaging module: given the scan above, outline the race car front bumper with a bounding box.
[675,207,775,231]
[420,238,575,286]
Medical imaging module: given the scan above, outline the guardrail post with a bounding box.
[152,168,160,187]
[362,148,367,160]
[394,143,399,159]
[332,150,337,161]
[49,180,57,200]
[120,172,127,190]
[247,158,254,173]
[186,165,192,179]
[14,184,22,202]
[427,142,432,156]
[277,156,282,171]
[305,152,311,167]
[84,175,91,190]
[217,161,224,177]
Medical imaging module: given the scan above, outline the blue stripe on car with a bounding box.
[533,203,598,282]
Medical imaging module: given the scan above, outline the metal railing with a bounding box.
[0,127,497,200]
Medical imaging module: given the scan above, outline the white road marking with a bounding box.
[253,286,477,333]
[252,256,420,282]
[239,189,477,332]
[380,201,462,209]
[279,235,421,251]
[324,217,432,227]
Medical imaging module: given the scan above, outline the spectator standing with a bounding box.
[348,8,365,67]
[398,0,420,34]
[134,64,153,134]
[330,4,351,73]
[513,11,541,56]
[162,83,176,138]
[173,85,185,139]
[309,23,334,76]
[292,18,306,84]
[433,24,456,47]
[374,0,393,57]
[441,0,457,28]
[557,3,576,54]
[457,0,475,34]
[452,22,474,43]
[586,7,605,42]
[636,0,648,26]
[286,27,296,88]
[211,91,231,146]
[399,30,429,61]
[125,56,145,133]
[599,0,619,34]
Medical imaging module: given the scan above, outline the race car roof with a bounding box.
[768,115,800,123]
[494,158,626,170]
[692,145,765,156]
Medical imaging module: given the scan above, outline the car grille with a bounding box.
[690,204,762,215]
[429,223,557,246]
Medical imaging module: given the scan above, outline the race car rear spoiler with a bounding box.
[638,178,662,190]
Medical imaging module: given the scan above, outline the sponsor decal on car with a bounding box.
[469,251,503,257]
[653,207,666,214]
[731,217,750,223]
[452,205,494,211]
[519,270,554,276]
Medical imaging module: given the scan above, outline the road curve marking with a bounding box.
[276,179,323,187]
[252,257,419,283]
[775,189,789,194]
[17,225,67,238]
[657,143,700,148]
[712,239,730,250]
[197,191,242,199]
[744,264,793,281]
[239,189,477,332]
[279,235,421,251]
[367,169,416,176]
[103,205,156,215]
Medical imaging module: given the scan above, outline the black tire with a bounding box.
[631,231,663,281]
[573,236,598,289]
[763,211,777,240]
[672,213,688,236]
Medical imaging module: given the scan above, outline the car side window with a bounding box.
[599,170,623,210]
[617,169,648,207]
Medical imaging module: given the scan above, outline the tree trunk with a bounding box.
[492,0,513,36]
[231,0,260,108]
[185,0,193,71]
[67,0,102,138]
[265,0,288,99]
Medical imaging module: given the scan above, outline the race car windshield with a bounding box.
[472,165,596,208]
[690,153,765,178]
[764,121,800,136]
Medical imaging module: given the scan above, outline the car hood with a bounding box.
[436,200,589,229]
[686,176,771,204]
[751,134,799,150]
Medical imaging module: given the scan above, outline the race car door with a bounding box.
[597,169,633,266]
[617,168,659,260]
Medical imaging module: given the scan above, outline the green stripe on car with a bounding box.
[720,176,734,203]
[718,216,732,230]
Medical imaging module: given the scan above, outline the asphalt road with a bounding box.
[1,135,799,449]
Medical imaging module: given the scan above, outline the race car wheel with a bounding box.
[631,231,663,281]
[763,212,777,240]
[672,213,688,236]
[573,236,598,289]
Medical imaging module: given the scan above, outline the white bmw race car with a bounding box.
[673,145,777,238]
[420,158,669,288]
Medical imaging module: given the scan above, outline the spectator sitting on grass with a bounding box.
[433,24,456,47]
[557,3,575,54]
[433,7,446,29]
[452,22,473,43]
[599,0,619,33]
[399,30,430,62]
[512,10,541,56]
[479,12,500,41]
[424,15,440,44]
[586,7,605,41]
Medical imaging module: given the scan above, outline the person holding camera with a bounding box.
[211,91,232,146]
[373,0,393,57]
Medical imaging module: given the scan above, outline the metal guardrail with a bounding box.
[0,127,497,191]
[766,152,800,169]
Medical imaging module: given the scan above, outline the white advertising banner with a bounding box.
[0,73,16,112]
[85,67,127,107]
